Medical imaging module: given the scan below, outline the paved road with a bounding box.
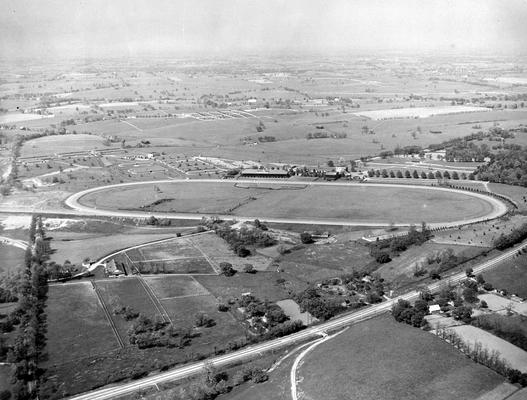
[68,240,527,400]
[63,178,508,229]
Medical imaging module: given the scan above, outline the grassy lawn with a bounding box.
[79,181,495,224]
[144,275,210,299]
[483,253,527,298]
[43,282,120,365]
[298,316,504,400]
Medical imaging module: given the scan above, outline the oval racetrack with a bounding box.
[65,179,509,228]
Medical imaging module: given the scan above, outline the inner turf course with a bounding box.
[67,179,508,228]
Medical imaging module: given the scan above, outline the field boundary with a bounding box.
[91,281,125,348]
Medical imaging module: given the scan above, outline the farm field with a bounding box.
[297,316,505,400]
[449,325,527,372]
[44,282,120,365]
[143,275,210,299]
[94,278,164,343]
[112,231,271,274]
[78,181,496,224]
[482,253,527,298]
[20,134,110,157]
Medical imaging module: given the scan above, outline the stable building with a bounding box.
[239,169,290,179]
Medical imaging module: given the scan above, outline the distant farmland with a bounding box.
[353,105,492,120]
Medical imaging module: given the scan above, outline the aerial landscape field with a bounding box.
[0,1,526,400]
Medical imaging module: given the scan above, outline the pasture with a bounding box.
[298,316,505,400]
[78,181,496,224]
[44,282,120,365]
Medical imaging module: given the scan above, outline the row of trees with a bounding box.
[494,223,527,250]
[436,327,527,387]
[6,216,49,399]
[367,168,472,180]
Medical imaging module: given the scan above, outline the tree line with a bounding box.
[3,216,49,400]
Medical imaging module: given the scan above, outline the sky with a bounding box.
[1,0,527,59]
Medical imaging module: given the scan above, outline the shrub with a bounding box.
[300,232,313,244]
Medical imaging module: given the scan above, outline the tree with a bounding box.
[412,170,419,179]
[452,306,472,323]
[396,170,403,178]
[300,232,313,244]
[195,312,215,327]
[404,170,411,178]
[465,267,474,277]
[327,160,334,167]
[219,262,236,277]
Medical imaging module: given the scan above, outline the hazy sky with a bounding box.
[1,0,527,59]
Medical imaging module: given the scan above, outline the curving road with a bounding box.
[67,240,527,400]
[64,178,509,229]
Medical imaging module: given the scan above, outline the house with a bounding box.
[105,259,124,276]
[429,304,441,313]
[424,149,446,161]
[324,171,340,180]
